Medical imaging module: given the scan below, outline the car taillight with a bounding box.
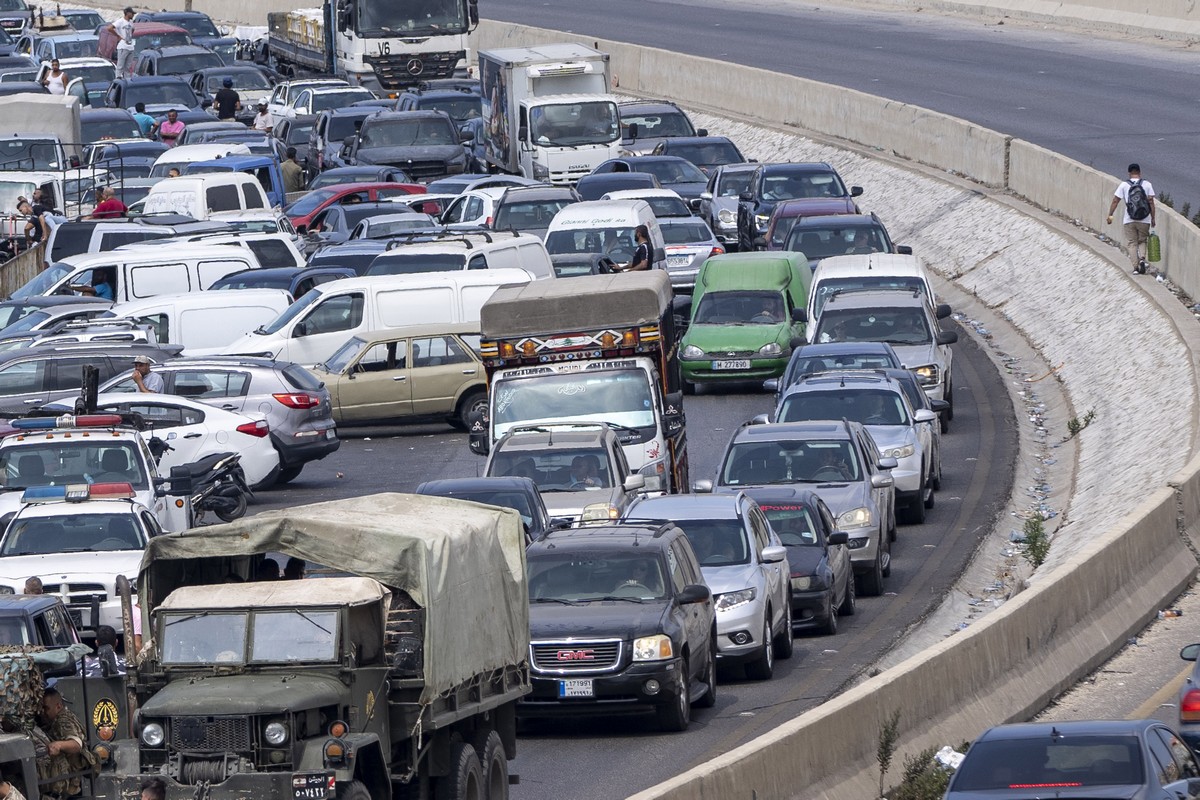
[1181,688,1200,722]
[710,246,725,256]
[273,392,320,409]
[236,420,270,437]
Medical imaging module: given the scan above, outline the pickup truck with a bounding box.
[182,154,287,208]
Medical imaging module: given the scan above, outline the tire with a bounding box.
[923,475,936,509]
[682,380,696,396]
[339,780,372,800]
[881,540,892,578]
[838,570,857,616]
[773,598,794,659]
[945,377,954,421]
[858,550,884,597]
[213,491,247,523]
[818,592,838,636]
[931,450,943,491]
[903,494,927,525]
[275,465,304,485]
[470,730,507,800]
[693,639,717,709]
[452,389,488,432]
[887,505,897,542]
[744,616,775,681]
[656,657,691,732]
[434,741,484,800]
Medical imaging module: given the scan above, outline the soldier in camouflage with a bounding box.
[37,687,92,798]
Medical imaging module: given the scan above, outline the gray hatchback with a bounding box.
[100,356,339,484]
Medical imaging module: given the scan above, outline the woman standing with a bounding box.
[42,60,67,95]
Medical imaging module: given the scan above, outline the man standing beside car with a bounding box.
[108,7,136,78]
[214,77,241,123]
[281,147,305,194]
[131,355,164,393]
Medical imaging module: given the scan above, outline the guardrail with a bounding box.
[472,19,1200,799]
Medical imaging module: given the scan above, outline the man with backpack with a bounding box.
[1107,163,1157,274]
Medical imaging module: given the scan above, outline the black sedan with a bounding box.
[742,487,852,635]
[415,476,569,543]
[589,155,710,200]
[945,719,1200,798]
[652,135,746,175]
[308,166,412,191]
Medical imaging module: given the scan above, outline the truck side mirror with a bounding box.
[896,244,913,255]
[459,128,474,143]
[936,303,952,319]
[936,330,958,345]
[626,122,639,140]
[695,128,708,137]
[468,0,478,24]
[850,186,864,197]
[335,0,352,30]
[517,125,528,143]
[790,307,807,323]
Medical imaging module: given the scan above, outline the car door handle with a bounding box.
[221,404,237,410]
[184,433,202,439]
[461,369,476,375]
[23,398,42,404]
[392,375,406,382]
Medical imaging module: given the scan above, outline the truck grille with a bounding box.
[170,717,251,753]
[402,160,452,180]
[531,639,623,674]
[43,583,107,602]
[364,50,464,89]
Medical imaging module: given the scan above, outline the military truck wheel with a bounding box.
[435,741,484,800]
[471,729,508,800]
[340,780,373,800]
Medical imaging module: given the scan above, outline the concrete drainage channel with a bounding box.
[469,19,1200,800]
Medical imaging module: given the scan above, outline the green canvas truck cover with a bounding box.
[137,494,528,703]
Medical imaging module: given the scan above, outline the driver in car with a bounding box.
[811,448,852,481]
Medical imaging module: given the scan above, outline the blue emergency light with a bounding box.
[11,414,123,431]
[20,483,135,504]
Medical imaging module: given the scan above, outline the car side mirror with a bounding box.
[789,336,806,350]
[459,128,474,143]
[695,128,708,137]
[677,583,710,604]
[293,321,308,337]
[295,225,307,234]
[850,186,863,197]
[871,473,894,489]
[691,479,713,493]
[936,303,952,319]
[623,474,646,492]
[762,378,779,392]
[750,413,770,426]
[929,399,950,413]
[877,456,898,470]
[626,122,639,140]
[1182,643,1200,661]
[699,191,713,201]
[738,191,753,202]
[913,409,937,423]
[896,244,913,255]
[687,197,702,212]
[752,236,766,249]
[549,516,572,530]
[827,530,849,546]
[790,307,807,323]
[760,545,786,563]
[936,330,958,345]
[69,155,80,168]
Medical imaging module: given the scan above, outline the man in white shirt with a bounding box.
[108,7,136,78]
[131,355,164,393]
[251,102,273,133]
[1106,162,1157,275]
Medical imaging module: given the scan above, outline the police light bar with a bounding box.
[88,483,136,499]
[20,482,135,504]
[11,414,123,431]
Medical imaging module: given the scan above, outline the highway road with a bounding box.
[484,0,1200,209]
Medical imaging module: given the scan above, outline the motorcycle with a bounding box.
[170,452,252,524]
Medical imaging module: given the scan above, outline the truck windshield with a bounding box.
[9,261,72,299]
[544,227,635,261]
[0,179,36,214]
[171,17,219,37]
[52,38,98,58]
[357,0,469,36]
[1,513,145,555]
[360,118,457,148]
[250,609,338,662]
[529,101,620,147]
[161,611,247,664]
[0,140,60,170]
[0,441,149,490]
[528,551,667,602]
[493,370,654,437]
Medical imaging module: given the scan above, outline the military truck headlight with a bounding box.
[141,722,164,747]
[264,721,289,746]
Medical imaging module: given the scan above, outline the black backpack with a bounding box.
[1126,179,1151,221]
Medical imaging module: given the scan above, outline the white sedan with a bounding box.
[77,393,280,489]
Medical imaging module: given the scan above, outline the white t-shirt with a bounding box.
[114,17,134,50]
[252,111,273,131]
[1114,178,1155,225]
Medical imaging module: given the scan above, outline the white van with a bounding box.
[808,254,939,332]
[365,232,556,280]
[222,268,537,366]
[118,231,306,269]
[142,173,272,221]
[149,144,252,179]
[18,245,261,303]
[543,199,667,271]
[108,289,293,356]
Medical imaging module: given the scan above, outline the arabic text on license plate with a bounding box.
[291,771,334,800]
[711,360,751,370]
[558,678,594,698]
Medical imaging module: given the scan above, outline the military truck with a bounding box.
[94,494,530,800]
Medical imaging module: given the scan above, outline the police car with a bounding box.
[0,482,155,634]
[0,414,191,533]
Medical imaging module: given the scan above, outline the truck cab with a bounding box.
[183,155,287,208]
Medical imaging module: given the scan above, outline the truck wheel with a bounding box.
[340,780,373,800]
[656,657,691,732]
[434,741,484,800]
[452,389,488,432]
[470,729,508,800]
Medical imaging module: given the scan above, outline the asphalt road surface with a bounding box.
[484,0,1200,208]
[250,327,1016,800]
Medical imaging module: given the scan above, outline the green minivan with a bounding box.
[679,252,810,391]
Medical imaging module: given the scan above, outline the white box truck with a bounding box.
[479,43,623,185]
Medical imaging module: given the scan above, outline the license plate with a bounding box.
[291,771,334,800]
[558,678,594,698]
[667,254,690,267]
[325,429,336,440]
[711,359,751,370]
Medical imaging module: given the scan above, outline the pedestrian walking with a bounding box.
[1107,163,1157,275]
[214,77,241,122]
[108,7,136,78]
[281,147,305,194]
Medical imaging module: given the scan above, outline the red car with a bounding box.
[285,182,426,231]
[98,22,192,61]
[763,198,859,251]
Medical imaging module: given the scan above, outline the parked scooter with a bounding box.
[170,452,252,524]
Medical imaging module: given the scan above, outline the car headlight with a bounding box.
[141,722,165,747]
[682,344,705,359]
[632,634,674,661]
[580,502,620,523]
[717,209,736,225]
[639,460,665,492]
[532,162,549,180]
[790,576,812,591]
[912,364,939,386]
[754,214,769,229]
[883,444,915,459]
[837,507,873,529]
[715,587,756,611]
[0,586,13,595]
[264,721,289,746]
[846,536,868,550]
[758,342,782,355]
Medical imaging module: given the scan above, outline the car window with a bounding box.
[1148,729,1181,784]
[466,253,487,270]
[299,292,363,336]
[115,403,205,426]
[721,439,861,485]
[779,388,910,427]
[242,183,265,209]
[354,340,406,372]
[759,503,818,546]
[0,360,45,395]
[748,506,771,550]
[49,356,98,391]
[172,370,250,399]
[411,336,472,368]
[207,184,240,212]
[952,735,1145,790]
[247,240,295,267]
[141,510,163,537]
[666,542,687,592]
[1156,727,1200,780]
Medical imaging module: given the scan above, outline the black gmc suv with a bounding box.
[521,523,716,732]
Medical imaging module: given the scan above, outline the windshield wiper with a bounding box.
[532,597,579,605]
[292,609,333,635]
[165,611,211,627]
[593,595,652,603]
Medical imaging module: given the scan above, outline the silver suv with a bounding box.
[100,357,339,484]
[698,419,897,597]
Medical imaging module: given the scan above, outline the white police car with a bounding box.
[0,482,155,634]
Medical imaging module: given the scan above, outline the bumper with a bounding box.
[271,423,340,468]
[922,380,946,402]
[714,599,766,661]
[520,659,685,717]
[96,769,332,799]
[1180,726,1200,753]
[890,458,923,494]
[789,586,833,630]
[845,527,881,572]
[681,356,789,383]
